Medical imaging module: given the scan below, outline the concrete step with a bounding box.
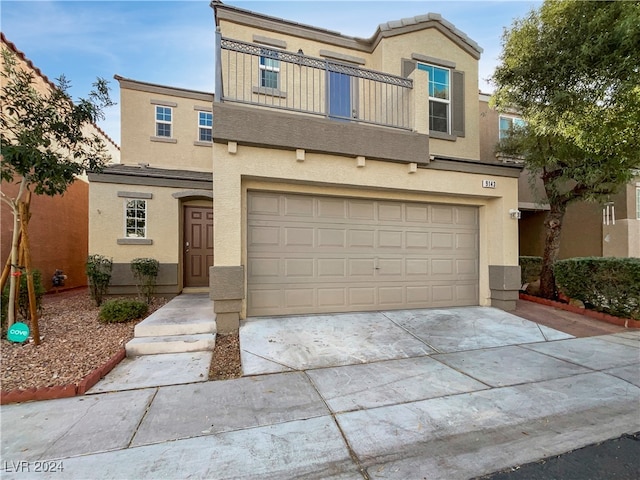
[135,314,216,337]
[134,295,216,338]
[126,333,216,357]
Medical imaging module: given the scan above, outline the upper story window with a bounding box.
[417,64,450,133]
[259,48,280,89]
[125,199,147,238]
[198,112,213,142]
[156,106,172,138]
[499,115,526,140]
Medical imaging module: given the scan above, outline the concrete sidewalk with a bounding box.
[1,306,638,479]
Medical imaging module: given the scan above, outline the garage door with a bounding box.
[247,192,478,316]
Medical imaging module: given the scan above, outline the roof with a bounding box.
[1,33,120,151]
[211,1,483,59]
[93,164,213,182]
[114,75,214,102]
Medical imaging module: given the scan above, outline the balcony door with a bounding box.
[328,70,354,120]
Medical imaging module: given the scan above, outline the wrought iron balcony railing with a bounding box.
[216,36,414,131]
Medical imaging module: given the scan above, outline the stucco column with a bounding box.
[487,188,521,310]
[409,68,430,135]
[210,142,244,332]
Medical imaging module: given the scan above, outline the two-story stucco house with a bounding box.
[89,1,524,332]
[479,93,640,261]
[88,77,214,296]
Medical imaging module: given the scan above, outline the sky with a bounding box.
[1,0,541,145]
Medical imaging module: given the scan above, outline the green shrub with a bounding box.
[519,256,543,285]
[130,258,159,304]
[554,257,640,320]
[86,254,113,306]
[99,299,148,323]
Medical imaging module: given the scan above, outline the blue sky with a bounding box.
[1,0,541,145]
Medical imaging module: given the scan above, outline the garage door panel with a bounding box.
[249,193,280,215]
[406,204,429,223]
[349,259,376,277]
[284,195,314,217]
[349,230,375,248]
[456,232,477,250]
[432,205,454,224]
[318,288,347,308]
[433,285,454,302]
[432,232,454,249]
[248,258,280,278]
[349,200,375,220]
[247,192,478,315]
[379,287,404,305]
[349,287,376,306]
[249,225,280,247]
[379,203,403,221]
[406,259,429,276]
[456,207,478,226]
[284,227,314,247]
[378,230,403,248]
[432,259,454,276]
[457,259,478,276]
[318,228,346,247]
[249,289,282,310]
[377,258,403,276]
[407,286,430,304]
[285,289,315,308]
[317,258,346,277]
[407,231,429,248]
[284,258,314,278]
[318,198,347,218]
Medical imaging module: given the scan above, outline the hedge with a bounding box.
[519,256,543,285]
[554,257,640,320]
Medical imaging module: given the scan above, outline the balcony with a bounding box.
[214,35,430,164]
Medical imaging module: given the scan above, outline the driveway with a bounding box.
[1,306,639,479]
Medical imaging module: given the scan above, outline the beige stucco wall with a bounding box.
[373,30,480,160]
[213,142,520,315]
[119,86,212,172]
[89,182,184,264]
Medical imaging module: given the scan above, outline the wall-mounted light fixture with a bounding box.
[509,209,521,220]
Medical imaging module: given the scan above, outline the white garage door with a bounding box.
[247,192,478,316]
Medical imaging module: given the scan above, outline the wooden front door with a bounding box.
[184,206,213,287]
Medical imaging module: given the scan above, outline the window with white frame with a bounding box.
[417,63,450,133]
[125,199,147,238]
[155,105,172,137]
[198,111,213,142]
[499,115,526,140]
[259,48,280,89]
[636,187,640,219]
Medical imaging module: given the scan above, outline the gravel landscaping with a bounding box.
[1,288,242,393]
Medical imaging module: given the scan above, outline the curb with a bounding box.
[1,348,126,405]
[519,293,640,329]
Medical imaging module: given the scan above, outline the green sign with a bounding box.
[7,322,30,343]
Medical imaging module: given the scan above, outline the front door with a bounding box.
[184,206,213,287]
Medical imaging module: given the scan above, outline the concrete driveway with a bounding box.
[1,306,639,479]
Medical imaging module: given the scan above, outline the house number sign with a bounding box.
[482,179,496,188]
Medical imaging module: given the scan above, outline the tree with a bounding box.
[0,47,114,338]
[491,0,640,299]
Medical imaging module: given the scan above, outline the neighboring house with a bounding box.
[0,34,120,291]
[88,77,214,296]
[479,92,640,259]
[88,2,525,330]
